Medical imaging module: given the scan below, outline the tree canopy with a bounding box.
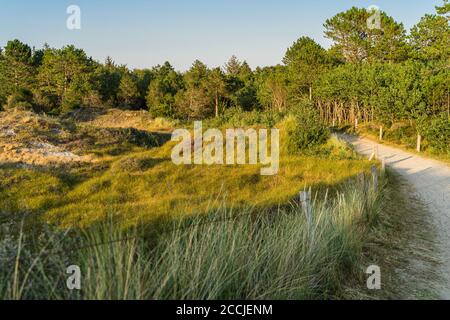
[0,1,448,140]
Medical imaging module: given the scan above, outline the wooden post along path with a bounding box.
[369,145,378,161]
[371,165,379,190]
[299,189,313,226]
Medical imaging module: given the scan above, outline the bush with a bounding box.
[280,102,329,154]
[418,113,450,155]
[148,103,174,118]
[31,90,58,113]
[61,89,83,113]
[384,122,417,148]
[5,88,34,111]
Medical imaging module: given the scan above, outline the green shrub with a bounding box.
[384,122,417,148]
[79,127,161,149]
[5,88,34,111]
[418,113,450,154]
[31,90,59,113]
[148,103,174,119]
[280,102,329,153]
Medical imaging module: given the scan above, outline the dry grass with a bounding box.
[66,108,178,133]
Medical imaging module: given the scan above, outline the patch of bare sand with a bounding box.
[0,110,92,167]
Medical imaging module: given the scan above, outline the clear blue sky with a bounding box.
[0,0,442,71]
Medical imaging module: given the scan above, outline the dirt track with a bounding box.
[340,133,450,299]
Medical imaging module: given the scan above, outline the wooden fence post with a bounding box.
[299,189,312,226]
[417,134,422,152]
[369,145,378,161]
[371,165,379,190]
[379,126,383,141]
[355,118,359,130]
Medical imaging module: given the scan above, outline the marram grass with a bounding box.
[0,178,382,300]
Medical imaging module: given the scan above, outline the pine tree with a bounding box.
[284,37,329,101]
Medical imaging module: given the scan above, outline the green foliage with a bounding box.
[37,45,95,113]
[134,68,153,108]
[284,36,329,99]
[384,122,418,149]
[410,13,450,62]
[418,113,450,154]
[5,88,34,111]
[0,40,35,101]
[117,72,139,108]
[147,62,183,118]
[214,56,257,113]
[93,58,122,106]
[255,65,288,112]
[324,7,409,63]
[436,0,450,16]
[61,74,95,112]
[208,67,227,117]
[4,39,32,64]
[0,2,447,156]
[281,102,329,153]
[0,56,8,108]
[315,61,436,125]
[176,60,212,119]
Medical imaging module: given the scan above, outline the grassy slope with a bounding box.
[1,140,373,228]
[1,109,397,300]
[0,109,375,228]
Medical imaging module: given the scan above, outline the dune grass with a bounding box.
[0,111,384,299]
[0,175,383,300]
[0,135,374,228]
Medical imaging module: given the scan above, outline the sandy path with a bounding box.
[339,134,450,299]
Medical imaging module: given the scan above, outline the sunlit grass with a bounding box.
[0,111,383,300]
[0,136,375,228]
[0,177,383,300]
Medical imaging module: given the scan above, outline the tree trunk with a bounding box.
[215,92,219,118]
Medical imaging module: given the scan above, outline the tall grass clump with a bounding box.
[0,176,383,300]
[146,180,381,299]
